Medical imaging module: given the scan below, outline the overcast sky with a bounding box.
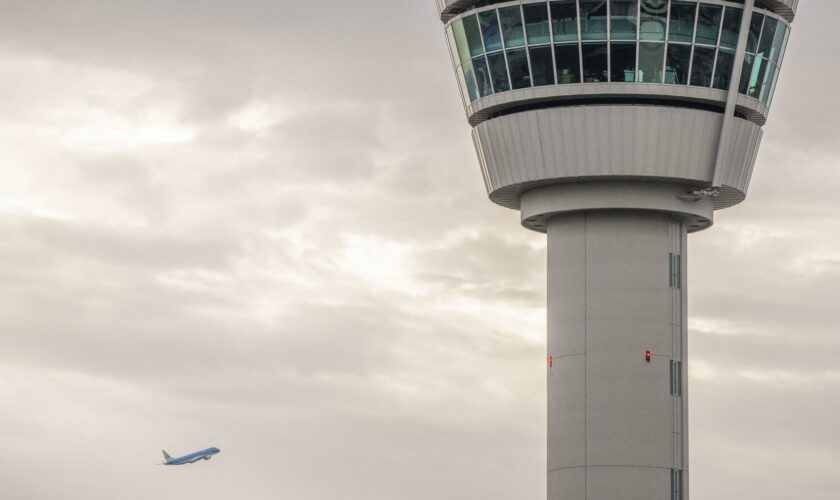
[0,1,836,499]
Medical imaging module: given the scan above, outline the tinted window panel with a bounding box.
[551,1,579,42]
[757,17,778,59]
[611,0,638,41]
[695,5,722,46]
[690,46,716,87]
[579,0,608,40]
[582,43,608,82]
[462,61,480,102]
[747,56,770,99]
[640,0,668,41]
[456,62,471,106]
[524,3,551,45]
[669,2,697,43]
[665,43,691,84]
[446,27,459,66]
[499,6,526,48]
[479,10,503,52]
[530,46,556,86]
[759,62,777,102]
[770,21,787,62]
[506,48,531,89]
[452,19,472,64]
[719,7,743,49]
[551,0,577,42]
[746,13,764,54]
[638,42,665,83]
[487,52,511,92]
[712,48,735,90]
[739,53,754,94]
[611,42,637,82]
[555,44,581,83]
[473,56,494,97]
[463,15,485,58]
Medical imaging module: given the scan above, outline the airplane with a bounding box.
[161,447,221,465]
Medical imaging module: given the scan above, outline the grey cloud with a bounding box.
[0,1,837,499]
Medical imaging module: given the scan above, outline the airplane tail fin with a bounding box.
[162,450,172,462]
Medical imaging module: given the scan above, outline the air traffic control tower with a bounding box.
[434,1,796,499]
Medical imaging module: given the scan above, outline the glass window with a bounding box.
[551,1,579,42]
[555,44,581,83]
[461,61,480,102]
[479,10,503,52]
[770,21,787,63]
[756,17,778,59]
[473,56,494,97]
[463,15,485,58]
[690,46,715,87]
[745,56,767,99]
[452,19,472,65]
[524,3,551,45]
[665,44,691,84]
[668,2,697,43]
[695,4,722,46]
[456,63,470,106]
[579,0,608,40]
[746,13,764,54]
[738,53,754,94]
[759,62,777,103]
[719,7,742,50]
[506,48,531,89]
[746,56,770,99]
[640,0,668,41]
[499,6,525,48]
[530,46,556,86]
[638,42,665,83]
[446,26,459,66]
[611,0,638,41]
[611,42,637,82]
[712,48,735,90]
[487,52,511,92]
[582,43,608,82]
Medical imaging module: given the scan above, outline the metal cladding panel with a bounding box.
[585,467,671,500]
[548,355,587,468]
[765,0,798,21]
[547,214,587,470]
[583,213,674,468]
[548,468,586,500]
[715,118,764,197]
[474,105,752,209]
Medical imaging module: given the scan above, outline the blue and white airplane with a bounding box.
[161,447,221,465]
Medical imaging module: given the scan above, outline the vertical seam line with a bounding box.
[583,211,588,499]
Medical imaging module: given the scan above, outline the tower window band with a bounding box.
[446,1,789,107]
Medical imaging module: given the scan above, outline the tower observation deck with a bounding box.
[434,1,797,499]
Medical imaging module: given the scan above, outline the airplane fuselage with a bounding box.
[163,447,220,465]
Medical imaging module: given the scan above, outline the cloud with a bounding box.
[0,1,836,499]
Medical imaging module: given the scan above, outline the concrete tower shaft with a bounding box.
[434,1,797,499]
[547,211,688,499]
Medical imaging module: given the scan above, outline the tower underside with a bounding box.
[548,210,687,500]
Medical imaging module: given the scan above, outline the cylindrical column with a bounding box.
[547,210,688,500]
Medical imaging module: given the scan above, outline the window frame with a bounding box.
[444,0,791,105]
